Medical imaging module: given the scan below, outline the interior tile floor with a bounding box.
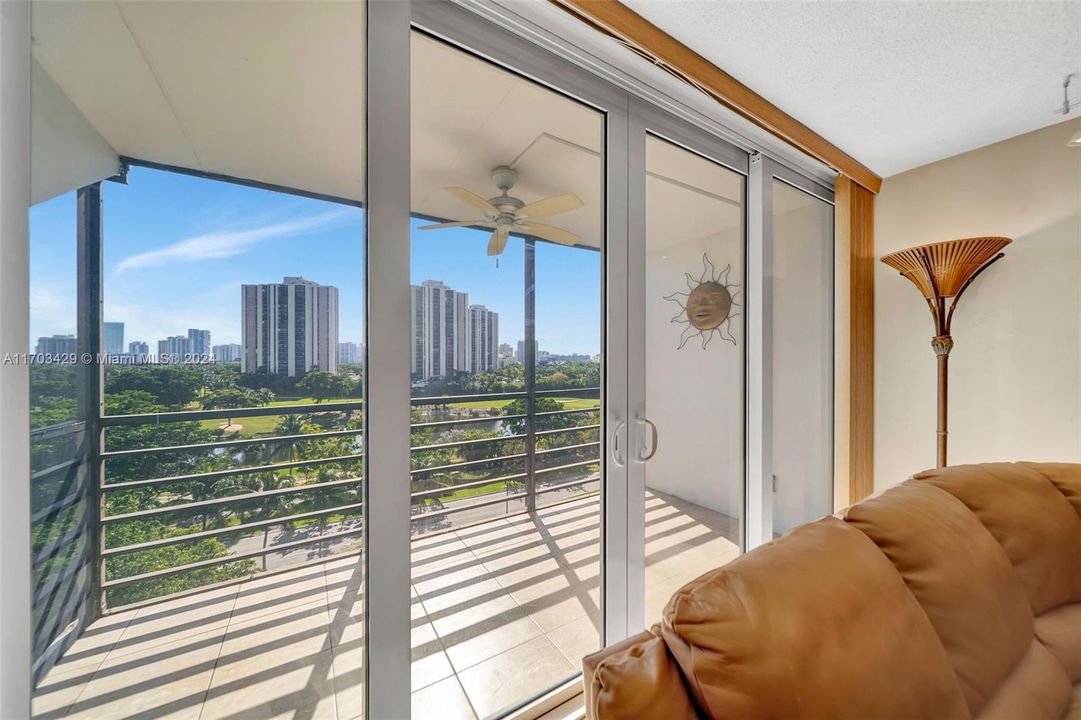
[33,491,738,720]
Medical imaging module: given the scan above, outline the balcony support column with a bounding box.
[76,182,104,615]
[524,238,537,513]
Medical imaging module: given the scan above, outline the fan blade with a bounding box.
[418,220,491,231]
[518,193,583,219]
[487,228,510,256]
[445,186,498,215]
[523,222,580,246]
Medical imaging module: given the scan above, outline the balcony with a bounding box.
[33,497,737,720]
[31,386,739,719]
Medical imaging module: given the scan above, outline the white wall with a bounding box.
[875,119,1081,490]
[644,226,743,517]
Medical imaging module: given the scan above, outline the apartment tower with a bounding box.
[241,276,339,377]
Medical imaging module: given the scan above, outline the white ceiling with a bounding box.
[622,0,1081,178]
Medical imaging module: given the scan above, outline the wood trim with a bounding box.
[836,176,875,503]
[550,0,883,194]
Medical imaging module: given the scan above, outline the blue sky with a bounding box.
[30,166,601,356]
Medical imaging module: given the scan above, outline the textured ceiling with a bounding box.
[621,0,1081,177]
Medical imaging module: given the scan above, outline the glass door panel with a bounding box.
[640,133,746,624]
[771,179,834,534]
[28,2,368,718]
[409,30,605,719]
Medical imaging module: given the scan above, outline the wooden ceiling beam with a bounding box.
[550,0,883,194]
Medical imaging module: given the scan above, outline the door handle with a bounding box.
[611,420,627,467]
[635,417,659,463]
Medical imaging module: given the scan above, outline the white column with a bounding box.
[0,2,33,716]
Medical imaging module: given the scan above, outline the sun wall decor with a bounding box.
[664,253,740,349]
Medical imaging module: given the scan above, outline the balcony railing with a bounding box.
[88,388,600,611]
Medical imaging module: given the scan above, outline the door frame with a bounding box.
[625,97,750,635]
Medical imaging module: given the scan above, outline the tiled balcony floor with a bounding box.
[33,491,738,720]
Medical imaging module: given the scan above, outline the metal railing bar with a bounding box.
[534,407,600,418]
[33,551,91,605]
[32,519,88,569]
[534,459,600,475]
[102,427,364,459]
[102,502,365,557]
[535,477,601,496]
[101,476,363,523]
[410,491,529,522]
[534,441,600,456]
[30,458,84,483]
[31,484,88,525]
[532,387,601,397]
[101,453,363,491]
[101,526,365,590]
[410,472,528,500]
[534,423,600,437]
[411,433,526,452]
[101,400,365,426]
[410,452,526,476]
[411,391,526,405]
[410,413,526,430]
[30,421,86,441]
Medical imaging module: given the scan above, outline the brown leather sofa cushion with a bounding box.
[1035,603,1081,683]
[1024,462,1081,519]
[658,516,971,720]
[844,481,1034,717]
[582,629,699,720]
[914,463,1081,615]
[976,639,1073,720]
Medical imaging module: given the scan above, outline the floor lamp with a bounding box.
[881,236,1011,468]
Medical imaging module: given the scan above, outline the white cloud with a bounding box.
[113,209,351,274]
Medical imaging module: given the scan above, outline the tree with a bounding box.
[297,371,353,403]
[105,365,203,408]
[256,388,276,407]
[502,397,566,434]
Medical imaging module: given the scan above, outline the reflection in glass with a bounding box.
[643,134,745,625]
[771,180,834,534]
[410,31,604,718]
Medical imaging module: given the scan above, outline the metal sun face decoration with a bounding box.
[664,253,740,350]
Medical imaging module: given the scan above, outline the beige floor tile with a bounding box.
[201,647,337,720]
[411,648,455,692]
[231,565,328,621]
[44,608,136,674]
[440,610,544,673]
[106,586,236,661]
[332,643,365,720]
[32,661,97,720]
[217,601,331,675]
[546,616,601,668]
[457,635,576,719]
[411,676,476,720]
[63,628,224,720]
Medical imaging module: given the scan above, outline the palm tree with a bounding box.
[269,414,309,473]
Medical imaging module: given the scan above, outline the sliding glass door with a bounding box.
[627,103,750,628]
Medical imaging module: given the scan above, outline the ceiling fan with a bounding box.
[418,165,583,256]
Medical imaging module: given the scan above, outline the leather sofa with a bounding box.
[583,462,1081,719]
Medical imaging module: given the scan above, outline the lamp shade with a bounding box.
[880,236,1012,299]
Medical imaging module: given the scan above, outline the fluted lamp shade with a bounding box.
[881,236,1011,468]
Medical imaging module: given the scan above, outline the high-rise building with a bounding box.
[103,322,125,355]
[516,339,539,363]
[338,341,362,366]
[187,329,211,358]
[158,335,192,362]
[242,276,339,377]
[213,343,242,364]
[35,335,76,358]
[467,304,499,374]
[128,341,149,357]
[410,280,499,380]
